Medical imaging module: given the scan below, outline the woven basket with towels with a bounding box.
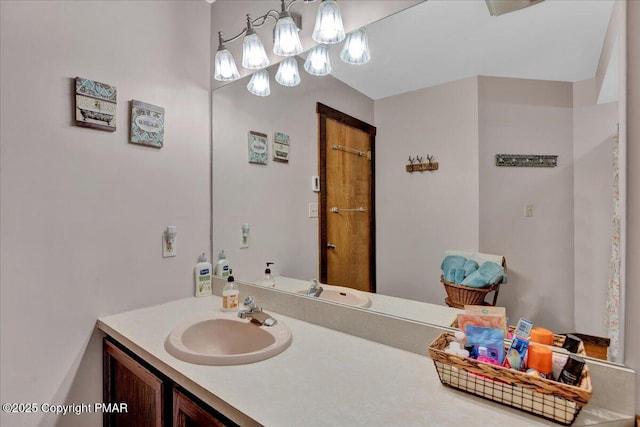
[441,251,507,308]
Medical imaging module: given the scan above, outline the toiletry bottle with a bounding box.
[222,269,239,311]
[558,355,585,385]
[194,252,212,297]
[214,250,230,279]
[263,262,275,288]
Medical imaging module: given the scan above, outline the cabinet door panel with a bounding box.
[104,339,164,427]
[173,389,226,427]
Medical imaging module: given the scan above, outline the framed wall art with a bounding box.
[273,131,290,163]
[74,77,117,131]
[130,100,165,148]
[248,131,268,165]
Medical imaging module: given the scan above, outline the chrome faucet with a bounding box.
[238,296,277,326]
[306,279,323,297]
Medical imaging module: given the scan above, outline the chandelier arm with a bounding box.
[219,10,280,45]
[286,0,317,12]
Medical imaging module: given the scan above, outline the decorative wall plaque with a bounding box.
[130,100,165,148]
[496,154,558,167]
[74,77,117,131]
[248,131,268,165]
[273,132,290,163]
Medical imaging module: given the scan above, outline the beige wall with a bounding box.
[0,1,211,426]
[374,77,480,302]
[478,76,575,332]
[625,0,640,414]
[211,58,374,282]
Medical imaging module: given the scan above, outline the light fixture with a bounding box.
[304,44,331,76]
[247,69,271,96]
[340,27,370,65]
[312,0,345,44]
[214,33,240,81]
[242,15,270,70]
[212,0,362,96]
[273,1,303,57]
[276,57,301,86]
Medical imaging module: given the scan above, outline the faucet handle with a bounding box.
[242,296,256,310]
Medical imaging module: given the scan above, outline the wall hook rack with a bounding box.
[406,154,439,173]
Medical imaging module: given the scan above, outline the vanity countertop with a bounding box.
[97,295,633,427]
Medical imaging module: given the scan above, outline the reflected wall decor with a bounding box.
[273,132,290,163]
[248,131,268,165]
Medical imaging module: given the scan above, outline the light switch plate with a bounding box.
[308,203,319,218]
[524,204,534,217]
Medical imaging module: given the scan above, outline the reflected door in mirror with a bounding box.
[318,103,376,293]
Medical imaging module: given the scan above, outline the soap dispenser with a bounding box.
[194,252,212,297]
[222,269,239,311]
[263,262,275,288]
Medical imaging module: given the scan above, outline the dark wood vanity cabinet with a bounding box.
[103,339,165,427]
[103,337,236,427]
[173,389,226,427]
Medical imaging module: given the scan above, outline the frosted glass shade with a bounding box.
[304,44,331,76]
[276,58,301,87]
[273,14,303,57]
[340,27,370,65]
[312,0,345,44]
[247,69,271,96]
[242,32,269,70]
[214,47,240,81]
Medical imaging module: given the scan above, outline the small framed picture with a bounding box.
[273,132,290,163]
[248,131,268,165]
[74,77,117,131]
[130,100,165,148]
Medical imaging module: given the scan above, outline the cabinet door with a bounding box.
[103,339,164,427]
[173,389,227,427]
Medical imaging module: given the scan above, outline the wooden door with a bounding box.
[318,103,376,292]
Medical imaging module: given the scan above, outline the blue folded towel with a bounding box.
[441,255,466,276]
[461,261,506,288]
[463,259,479,277]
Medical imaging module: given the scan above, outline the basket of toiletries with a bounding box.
[440,251,507,308]
[428,307,592,425]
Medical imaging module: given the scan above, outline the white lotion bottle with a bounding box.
[214,250,230,279]
[194,252,212,297]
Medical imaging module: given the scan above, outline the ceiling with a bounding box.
[328,0,615,100]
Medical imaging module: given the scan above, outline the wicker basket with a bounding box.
[428,333,592,425]
[442,279,500,307]
[442,256,507,307]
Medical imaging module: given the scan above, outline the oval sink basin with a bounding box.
[165,313,292,366]
[296,284,372,308]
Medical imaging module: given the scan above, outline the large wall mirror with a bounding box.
[211,0,626,364]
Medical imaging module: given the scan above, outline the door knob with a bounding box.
[327,243,336,250]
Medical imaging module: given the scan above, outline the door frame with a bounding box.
[317,102,377,293]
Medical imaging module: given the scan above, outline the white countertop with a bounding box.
[97,295,632,427]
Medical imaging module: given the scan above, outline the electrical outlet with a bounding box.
[308,203,319,218]
[163,236,176,257]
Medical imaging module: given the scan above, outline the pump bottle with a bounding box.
[263,262,275,288]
